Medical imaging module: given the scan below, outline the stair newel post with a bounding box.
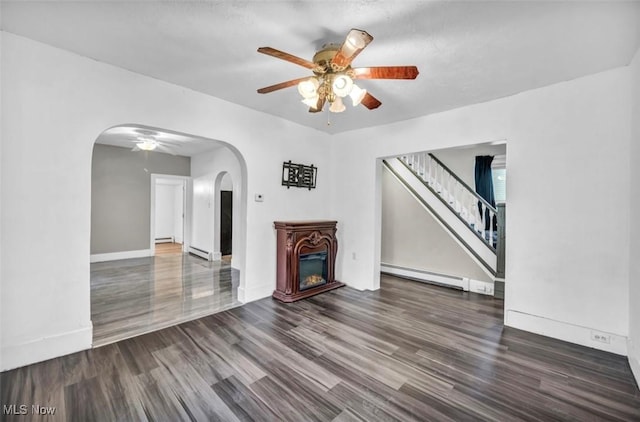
[488,208,495,247]
[496,204,506,279]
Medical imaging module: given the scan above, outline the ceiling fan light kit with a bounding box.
[136,136,158,151]
[257,28,419,115]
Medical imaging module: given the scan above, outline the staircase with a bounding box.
[383,153,505,283]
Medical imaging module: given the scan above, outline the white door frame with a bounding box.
[150,174,192,254]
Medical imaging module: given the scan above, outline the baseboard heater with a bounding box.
[380,263,495,296]
[188,246,212,261]
[155,237,174,244]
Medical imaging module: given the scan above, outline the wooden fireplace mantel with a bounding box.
[273,220,344,302]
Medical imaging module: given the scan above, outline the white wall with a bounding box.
[332,65,632,355]
[0,32,332,370]
[173,184,184,243]
[155,184,174,238]
[191,175,215,253]
[628,47,640,383]
[155,183,182,241]
[191,147,240,262]
[220,172,233,191]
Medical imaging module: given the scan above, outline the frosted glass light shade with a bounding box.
[301,95,320,108]
[137,139,158,151]
[332,75,353,97]
[329,96,346,113]
[349,84,367,106]
[297,78,319,99]
[342,29,367,56]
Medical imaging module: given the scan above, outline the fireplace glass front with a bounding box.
[299,251,328,291]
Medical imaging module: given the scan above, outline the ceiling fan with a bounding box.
[257,29,419,113]
[127,130,182,155]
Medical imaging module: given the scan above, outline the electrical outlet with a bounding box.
[591,331,611,344]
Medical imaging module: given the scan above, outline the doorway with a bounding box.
[151,175,189,255]
[220,190,233,256]
[218,172,233,262]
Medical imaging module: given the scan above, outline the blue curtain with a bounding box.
[475,156,495,230]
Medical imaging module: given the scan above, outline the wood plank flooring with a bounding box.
[91,253,240,346]
[3,274,639,421]
[154,242,183,256]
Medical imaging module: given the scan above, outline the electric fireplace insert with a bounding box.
[273,220,344,302]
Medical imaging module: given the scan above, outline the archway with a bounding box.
[90,124,248,346]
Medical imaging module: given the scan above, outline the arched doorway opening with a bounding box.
[90,124,247,346]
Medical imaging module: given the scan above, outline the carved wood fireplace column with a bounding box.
[273,220,344,302]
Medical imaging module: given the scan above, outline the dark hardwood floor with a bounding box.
[2,274,639,421]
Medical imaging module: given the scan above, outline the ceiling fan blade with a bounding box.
[309,97,325,113]
[257,47,316,69]
[352,66,419,80]
[360,92,382,110]
[155,145,177,156]
[331,29,373,68]
[257,77,310,94]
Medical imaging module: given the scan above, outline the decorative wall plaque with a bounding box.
[282,160,317,190]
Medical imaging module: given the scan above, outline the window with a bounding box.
[492,154,506,204]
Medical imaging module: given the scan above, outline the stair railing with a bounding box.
[399,152,498,250]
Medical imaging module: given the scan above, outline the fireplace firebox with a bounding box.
[273,220,344,302]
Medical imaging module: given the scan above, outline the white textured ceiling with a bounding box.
[2,1,639,134]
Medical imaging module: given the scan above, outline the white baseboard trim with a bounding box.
[628,338,640,389]
[238,283,273,304]
[1,323,93,371]
[211,251,222,261]
[154,237,174,244]
[90,249,152,263]
[381,263,494,296]
[506,309,628,356]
